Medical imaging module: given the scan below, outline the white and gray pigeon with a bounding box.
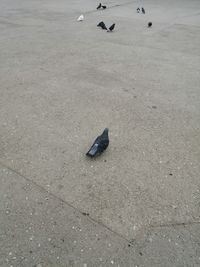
[86,128,109,157]
[77,14,84,21]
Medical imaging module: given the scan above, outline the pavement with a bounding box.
[0,0,200,266]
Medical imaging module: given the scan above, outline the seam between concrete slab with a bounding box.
[1,160,200,244]
[0,161,134,246]
[0,162,200,242]
[150,221,200,229]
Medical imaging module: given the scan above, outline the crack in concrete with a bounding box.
[0,161,132,245]
[1,160,199,248]
[150,220,200,229]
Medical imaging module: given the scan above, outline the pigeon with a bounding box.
[141,7,145,14]
[86,128,109,158]
[97,3,102,9]
[97,21,105,27]
[102,5,107,9]
[108,23,115,32]
[77,14,84,21]
[137,7,140,13]
[100,22,107,30]
[148,22,152,27]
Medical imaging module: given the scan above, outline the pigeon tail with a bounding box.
[86,144,99,157]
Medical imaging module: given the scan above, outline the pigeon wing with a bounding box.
[86,143,99,157]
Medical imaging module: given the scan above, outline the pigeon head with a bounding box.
[102,128,109,136]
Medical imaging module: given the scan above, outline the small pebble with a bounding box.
[111,260,114,264]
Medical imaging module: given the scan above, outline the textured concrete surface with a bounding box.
[0,0,200,266]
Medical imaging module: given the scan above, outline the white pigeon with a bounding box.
[77,14,84,21]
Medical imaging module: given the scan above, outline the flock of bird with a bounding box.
[83,3,152,157]
[77,3,152,35]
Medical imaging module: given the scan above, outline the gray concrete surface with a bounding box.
[0,0,200,266]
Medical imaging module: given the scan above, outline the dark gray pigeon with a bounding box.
[86,128,109,157]
[97,21,105,27]
[101,22,107,30]
[102,5,107,9]
[141,7,145,14]
[97,3,101,9]
[148,22,152,27]
[108,23,115,32]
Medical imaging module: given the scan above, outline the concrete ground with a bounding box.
[0,0,200,266]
